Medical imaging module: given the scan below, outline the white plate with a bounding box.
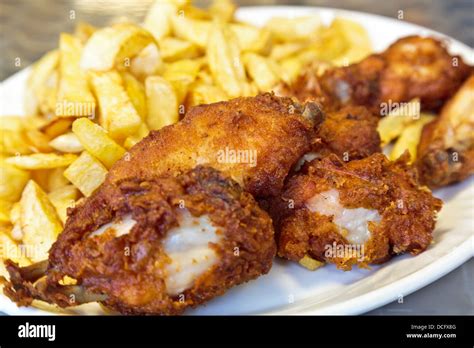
[1,6,473,315]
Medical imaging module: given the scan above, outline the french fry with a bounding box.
[40,117,74,138]
[0,199,12,223]
[47,167,70,192]
[270,42,306,61]
[72,118,126,169]
[209,0,236,22]
[299,255,324,271]
[378,99,421,146]
[123,123,150,150]
[130,43,163,81]
[170,16,211,48]
[230,24,272,55]
[24,129,53,153]
[0,117,31,155]
[0,228,31,279]
[81,23,156,71]
[160,37,201,62]
[48,184,78,224]
[5,153,77,170]
[64,151,108,197]
[330,18,372,66]
[57,34,96,117]
[145,76,179,130]
[187,82,228,107]
[390,114,436,162]
[121,72,147,119]
[89,71,142,140]
[19,180,63,262]
[163,59,202,103]
[24,50,59,116]
[242,53,279,92]
[143,0,179,42]
[74,21,97,44]
[49,132,84,153]
[207,20,249,98]
[0,159,30,202]
[265,16,322,42]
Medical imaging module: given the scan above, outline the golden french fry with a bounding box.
[209,0,236,22]
[265,16,322,42]
[49,132,84,153]
[130,43,163,81]
[0,159,30,202]
[57,34,96,117]
[270,42,306,61]
[378,99,421,146]
[81,23,156,71]
[74,21,97,44]
[187,82,228,107]
[0,228,31,278]
[25,50,59,116]
[64,151,108,197]
[163,59,202,103]
[242,53,279,92]
[121,72,147,119]
[9,203,23,241]
[170,16,211,48]
[24,129,53,153]
[230,24,272,55]
[160,37,201,62]
[48,184,78,224]
[299,255,325,271]
[40,117,74,138]
[390,114,436,162]
[207,20,249,98]
[5,153,77,170]
[0,129,31,156]
[124,123,150,150]
[19,180,63,262]
[143,0,179,42]
[47,167,70,192]
[89,71,142,140]
[330,18,372,65]
[0,200,12,223]
[145,76,179,130]
[72,118,126,169]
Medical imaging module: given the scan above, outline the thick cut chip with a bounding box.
[64,151,108,197]
[57,34,96,117]
[80,23,156,72]
[19,180,63,262]
[48,184,78,224]
[145,76,179,130]
[243,53,279,92]
[265,16,322,42]
[89,71,142,140]
[5,153,77,170]
[378,99,421,146]
[130,43,163,81]
[121,72,147,119]
[49,132,84,153]
[72,118,126,169]
[160,37,200,62]
[0,160,30,202]
[143,0,178,42]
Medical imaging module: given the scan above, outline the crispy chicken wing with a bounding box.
[107,93,321,199]
[3,166,276,315]
[416,75,474,188]
[270,153,442,270]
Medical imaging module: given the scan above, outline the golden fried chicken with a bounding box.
[416,75,474,188]
[284,36,471,114]
[270,153,442,271]
[107,93,322,199]
[3,166,276,315]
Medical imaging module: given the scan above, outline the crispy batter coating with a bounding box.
[320,36,472,113]
[313,105,381,160]
[107,93,321,199]
[417,75,474,188]
[270,153,442,270]
[3,166,276,315]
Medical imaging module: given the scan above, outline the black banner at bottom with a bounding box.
[0,315,472,346]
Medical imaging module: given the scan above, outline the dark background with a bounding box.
[0,0,472,315]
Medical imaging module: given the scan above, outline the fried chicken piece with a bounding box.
[270,153,442,270]
[3,166,276,315]
[416,75,474,188]
[283,36,471,114]
[311,105,381,161]
[107,93,321,199]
